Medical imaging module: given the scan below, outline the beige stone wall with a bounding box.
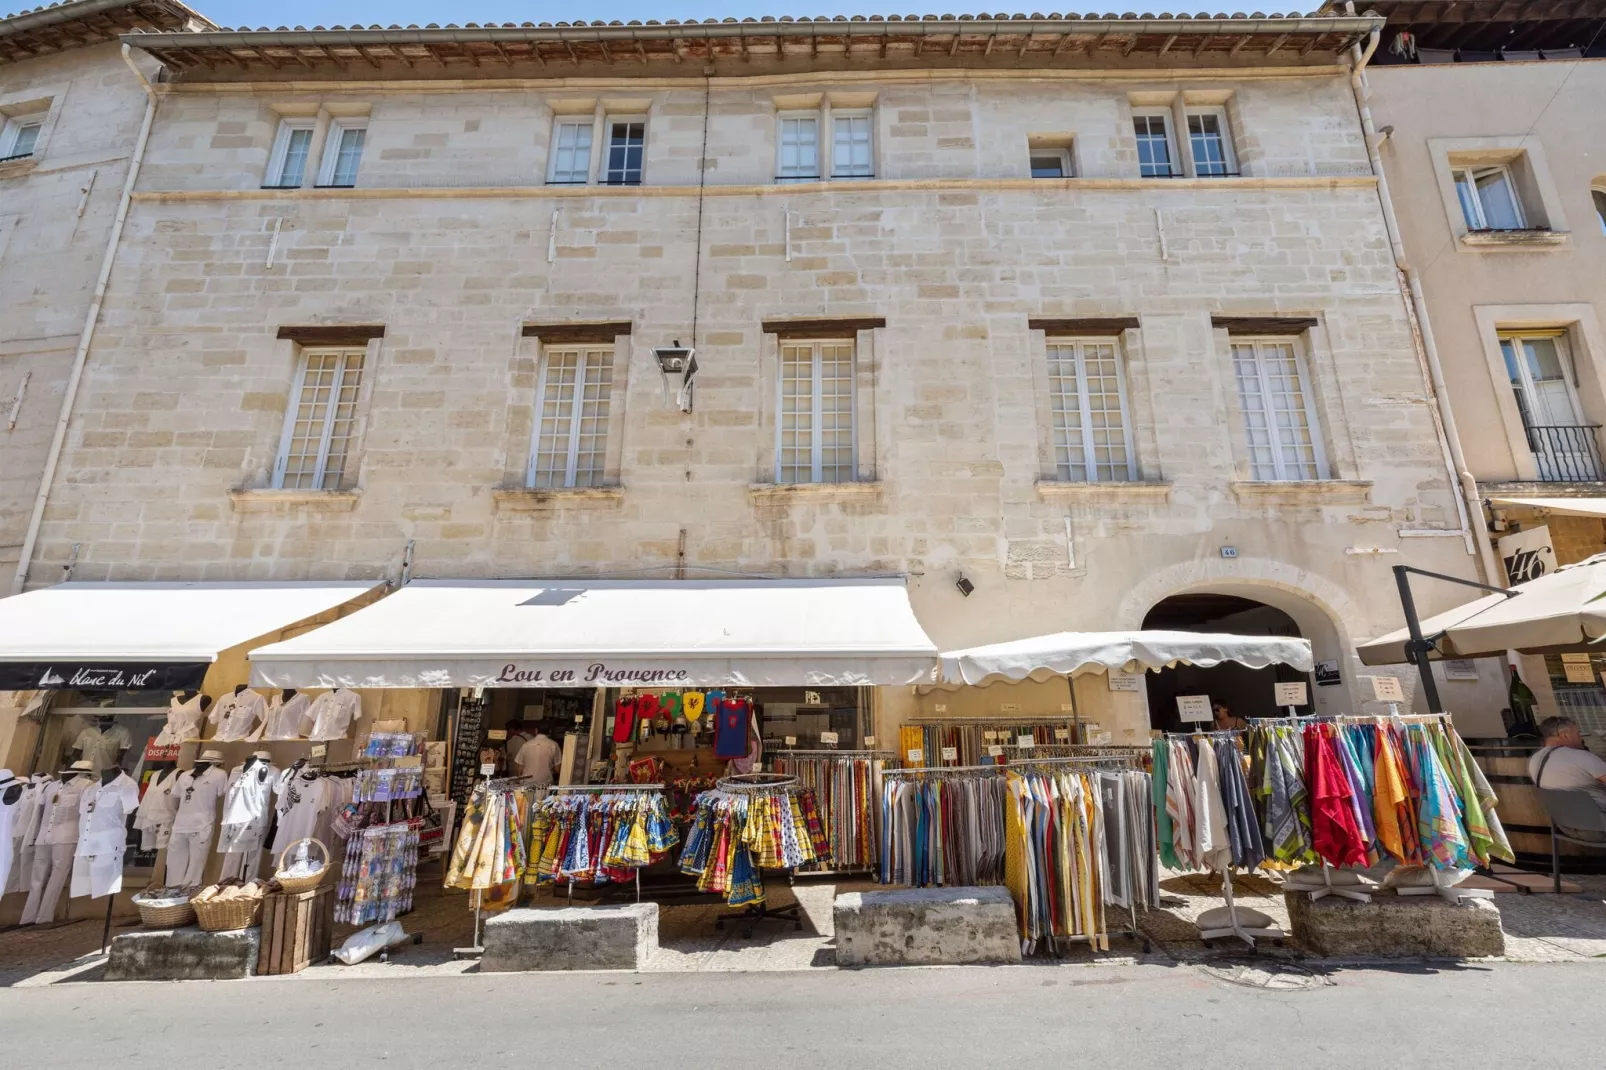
[24,67,1494,724]
[1368,59,1606,484]
[0,44,152,590]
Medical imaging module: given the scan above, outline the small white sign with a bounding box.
[934,703,948,713]
[1091,731,1113,745]
[820,731,839,745]
[1443,659,1479,682]
[1370,676,1405,703]
[479,762,496,777]
[941,747,958,761]
[804,690,823,706]
[987,745,1004,757]
[984,730,998,741]
[487,729,508,741]
[1176,695,1212,723]
[1274,682,1308,707]
[906,748,924,763]
[784,736,798,746]
[1001,703,1022,713]
[1060,703,1076,712]
[1561,653,1595,684]
[1107,672,1142,692]
[1016,734,1034,748]
[863,735,876,746]
[1054,728,1071,741]
[310,743,328,758]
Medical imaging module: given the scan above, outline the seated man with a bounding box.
[1529,715,1606,837]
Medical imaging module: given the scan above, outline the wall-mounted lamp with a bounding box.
[955,574,975,598]
[654,340,698,413]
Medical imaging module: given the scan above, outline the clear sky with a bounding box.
[197,2,1304,30]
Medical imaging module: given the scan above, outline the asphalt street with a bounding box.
[5,960,1605,1067]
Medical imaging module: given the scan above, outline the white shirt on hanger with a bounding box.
[75,773,142,856]
[170,765,228,834]
[304,689,361,742]
[72,722,132,774]
[209,690,268,742]
[35,777,90,845]
[252,693,311,741]
[271,768,332,854]
[221,761,280,830]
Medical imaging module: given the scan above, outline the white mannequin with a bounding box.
[218,752,279,881]
[19,762,92,925]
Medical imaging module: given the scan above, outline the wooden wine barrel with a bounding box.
[1467,738,1606,873]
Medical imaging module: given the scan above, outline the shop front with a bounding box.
[0,581,382,929]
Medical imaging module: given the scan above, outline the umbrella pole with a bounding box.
[1393,564,1445,714]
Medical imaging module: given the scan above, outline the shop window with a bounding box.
[264,119,315,189]
[1046,337,1135,482]
[1232,337,1328,482]
[528,344,614,489]
[777,339,855,484]
[273,347,366,491]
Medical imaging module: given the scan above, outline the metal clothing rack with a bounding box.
[708,773,807,935]
[549,783,666,904]
[453,774,537,960]
[770,751,891,876]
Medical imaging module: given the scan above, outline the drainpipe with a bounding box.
[10,45,157,595]
[1346,31,1505,588]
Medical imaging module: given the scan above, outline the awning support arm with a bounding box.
[1392,564,1517,714]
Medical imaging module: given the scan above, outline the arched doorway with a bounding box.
[1142,592,1314,732]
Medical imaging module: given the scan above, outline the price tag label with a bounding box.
[487,729,508,741]
[479,762,496,776]
[820,731,839,745]
[396,755,423,768]
[941,747,958,761]
[1016,735,1034,749]
[1370,676,1405,702]
[983,730,998,741]
[987,745,1004,757]
[1054,728,1071,741]
[1176,695,1212,722]
[1092,732,1113,745]
[1274,682,1308,707]
[784,736,798,746]
[934,704,948,713]
[906,748,924,763]
[1561,653,1595,684]
[310,743,328,758]
[1001,703,1022,713]
[575,715,585,724]
[863,735,876,746]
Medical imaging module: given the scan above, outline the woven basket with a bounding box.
[274,837,330,894]
[133,894,196,930]
[191,892,263,932]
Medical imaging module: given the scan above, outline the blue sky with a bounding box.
[197,2,1301,30]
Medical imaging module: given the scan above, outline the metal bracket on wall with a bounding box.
[6,371,28,430]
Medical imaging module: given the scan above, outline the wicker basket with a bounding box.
[191,892,263,932]
[133,893,196,929]
[274,838,331,894]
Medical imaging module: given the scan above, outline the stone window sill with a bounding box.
[0,157,38,180]
[492,485,624,512]
[748,481,884,504]
[1460,229,1569,250]
[229,488,361,513]
[1230,479,1372,505]
[1035,480,1173,504]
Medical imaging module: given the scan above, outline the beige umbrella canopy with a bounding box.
[1357,555,1606,664]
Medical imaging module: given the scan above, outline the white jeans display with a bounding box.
[164,829,212,887]
[5,838,30,895]
[19,843,73,925]
[70,849,126,899]
[219,845,264,881]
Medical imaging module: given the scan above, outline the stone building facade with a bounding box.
[12,13,1506,737]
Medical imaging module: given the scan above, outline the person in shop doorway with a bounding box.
[1530,716,1606,839]
[504,720,532,765]
[515,720,561,788]
[1212,703,1248,732]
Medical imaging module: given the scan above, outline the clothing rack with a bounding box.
[705,772,807,934]
[770,751,887,874]
[552,783,665,792]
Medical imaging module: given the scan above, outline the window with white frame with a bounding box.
[265,119,315,188]
[1186,109,1235,176]
[778,339,855,484]
[548,119,594,184]
[603,119,645,186]
[1133,111,1177,178]
[831,112,874,179]
[1594,189,1606,236]
[273,348,366,490]
[1030,147,1072,179]
[1454,164,1526,230]
[1046,338,1134,482]
[777,113,820,182]
[1232,338,1327,481]
[528,345,614,488]
[317,120,366,187]
[0,113,44,160]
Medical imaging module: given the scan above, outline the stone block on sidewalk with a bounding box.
[480,904,658,971]
[105,926,261,981]
[834,886,1021,967]
[1285,890,1505,958]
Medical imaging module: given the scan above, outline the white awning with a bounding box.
[0,581,379,691]
[1487,496,1606,519]
[249,578,939,689]
[938,630,1315,687]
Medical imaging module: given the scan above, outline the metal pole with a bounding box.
[1393,564,1444,714]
